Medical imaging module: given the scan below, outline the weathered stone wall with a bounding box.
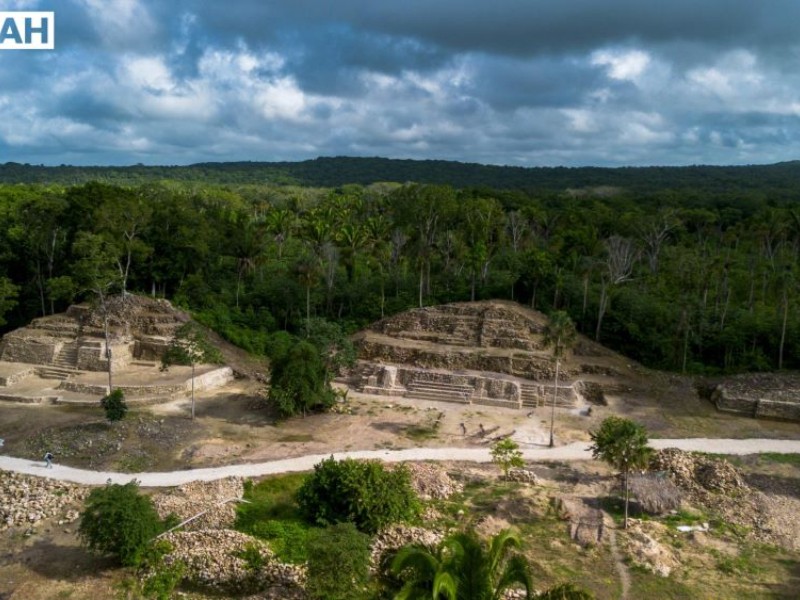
[356,338,572,380]
[713,375,800,421]
[190,367,234,391]
[0,366,36,386]
[134,336,170,361]
[755,399,800,421]
[76,341,133,372]
[0,336,59,365]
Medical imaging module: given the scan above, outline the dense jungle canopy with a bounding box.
[0,157,798,374]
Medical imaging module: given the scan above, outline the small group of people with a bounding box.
[459,422,486,437]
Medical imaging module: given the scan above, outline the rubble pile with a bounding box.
[153,477,244,530]
[370,525,444,573]
[0,470,86,529]
[159,529,305,597]
[403,462,463,500]
[651,448,748,494]
[506,468,539,485]
[623,521,678,577]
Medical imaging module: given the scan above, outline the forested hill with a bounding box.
[3,157,800,195]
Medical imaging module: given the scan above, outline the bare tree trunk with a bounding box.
[779,290,789,369]
[305,285,311,337]
[549,358,560,448]
[596,282,609,341]
[191,362,195,420]
[624,468,630,529]
[418,266,424,308]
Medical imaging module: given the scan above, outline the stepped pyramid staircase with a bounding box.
[37,342,78,381]
[404,375,474,404]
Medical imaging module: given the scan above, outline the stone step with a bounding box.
[404,390,471,403]
[408,381,473,393]
[37,368,74,381]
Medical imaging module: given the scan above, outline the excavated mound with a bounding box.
[712,373,800,421]
[350,300,634,410]
[0,294,233,405]
[651,448,748,494]
[153,477,245,531]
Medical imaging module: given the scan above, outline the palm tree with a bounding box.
[542,311,577,448]
[391,529,533,600]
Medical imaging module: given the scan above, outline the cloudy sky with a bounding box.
[2,1,800,167]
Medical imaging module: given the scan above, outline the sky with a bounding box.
[2,1,800,167]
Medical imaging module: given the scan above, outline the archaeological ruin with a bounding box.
[347,300,631,412]
[0,295,232,406]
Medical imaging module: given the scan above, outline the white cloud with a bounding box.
[591,49,651,82]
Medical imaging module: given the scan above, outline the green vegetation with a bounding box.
[590,417,653,528]
[757,452,800,466]
[235,473,312,564]
[161,321,223,419]
[296,456,420,534]
[268,339,336,418]
[490,438,525,478]
[305,523,373,600]
[0,173,798,381]
[100,388,127,423]
[78,481,165,567]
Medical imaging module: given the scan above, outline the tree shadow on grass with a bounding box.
[17,538,117,581]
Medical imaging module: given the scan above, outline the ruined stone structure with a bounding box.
[349,301,627,411]
[0,295,232,405]
[712,374,800,421]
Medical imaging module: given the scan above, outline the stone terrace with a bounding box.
[0,295,233,406]
[349,300,631,411]
[712,373,800,421]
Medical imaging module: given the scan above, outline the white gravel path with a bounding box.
[1,438,799,487]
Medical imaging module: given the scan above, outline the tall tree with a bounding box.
[72,232,121,393]
[589,416,652,528]
[161,321,223,419]
[596,236,637,341]
[542,311,577,448]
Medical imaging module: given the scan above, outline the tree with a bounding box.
[161,321,223,419]
[101,388,127,422]
[72,232,122,393]
[589,417,653,529]
[268,339,335,418]
[491,438,524,479]
[390,528,533,600]
[296,457,420,534]
[79,481,163,566]
[542,311,577,448]
[306,523,372,600]
[596,236,637,341]
[0,276,18,327]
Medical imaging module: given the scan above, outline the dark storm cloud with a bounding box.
[2,0,800,166]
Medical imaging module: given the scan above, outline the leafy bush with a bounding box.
[268,340,336,417]
[139,540,185,600]
[250,520,310,564]
[491,438,524,478]
[306,523,372,600]
[101,388,127,422]
[296,457,420,534]
[79,481,163,566]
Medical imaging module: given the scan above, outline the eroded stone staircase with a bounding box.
[404,376,474,403]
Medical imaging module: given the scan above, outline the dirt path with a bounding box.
[1,438,799,487]
[602,513,631,600]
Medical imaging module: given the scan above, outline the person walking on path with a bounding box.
[460,422,467,436]
[44,451,54,469]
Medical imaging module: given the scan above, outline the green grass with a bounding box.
[235,473,315,564]
[757,453,800,466]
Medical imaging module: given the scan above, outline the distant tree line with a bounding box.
[0,177,798,374]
